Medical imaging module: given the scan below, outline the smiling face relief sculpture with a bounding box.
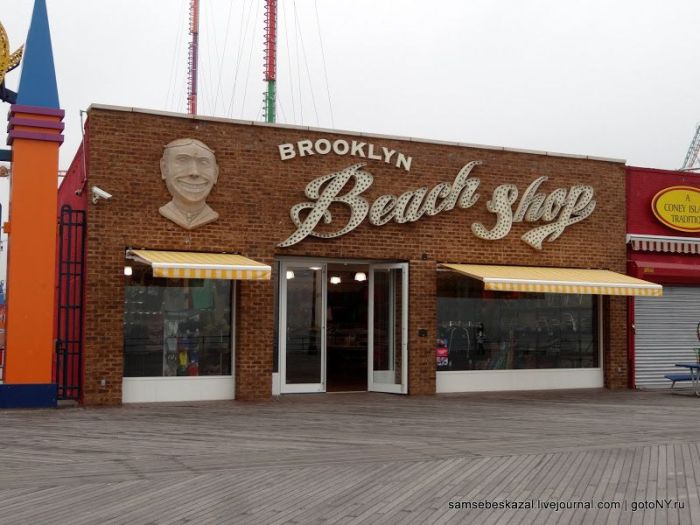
[159,138,220,230]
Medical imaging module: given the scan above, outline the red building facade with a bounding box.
[626,166,700,388]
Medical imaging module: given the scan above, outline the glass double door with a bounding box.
[279,261,407,394]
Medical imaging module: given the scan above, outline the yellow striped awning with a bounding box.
[128,250,271,280]
[440,264,662,297]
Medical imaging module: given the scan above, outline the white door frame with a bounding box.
[368,263,408,394]
[279,261,327,393]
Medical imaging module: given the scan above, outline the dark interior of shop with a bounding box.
[326,265,369,392]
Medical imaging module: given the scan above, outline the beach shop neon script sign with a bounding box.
[277,161,596,250]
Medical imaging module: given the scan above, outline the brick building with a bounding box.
[58,105,660,405]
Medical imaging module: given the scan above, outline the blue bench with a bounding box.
[664,373,694,388]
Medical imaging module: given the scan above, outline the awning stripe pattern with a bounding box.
[129,250,271,280]
[152,267,270,280]
[441,264,663,297]
[627,234,700,255]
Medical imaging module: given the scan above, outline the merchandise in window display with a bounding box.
[436,273,598,372]
[123,265,232,378]
[436,339,448,369]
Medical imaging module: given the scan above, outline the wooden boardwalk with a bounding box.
[0,389,698,524]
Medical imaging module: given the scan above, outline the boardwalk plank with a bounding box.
[0,390,698,524]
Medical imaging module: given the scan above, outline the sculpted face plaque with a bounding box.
[159,138,220,230]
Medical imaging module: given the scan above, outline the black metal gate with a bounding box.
[55,205,86,401]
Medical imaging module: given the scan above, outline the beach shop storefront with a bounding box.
[59,105,660,404]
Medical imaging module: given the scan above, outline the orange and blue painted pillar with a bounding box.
[0,0,63,408]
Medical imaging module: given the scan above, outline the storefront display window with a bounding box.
[124,265,233,377]
[437,272,598,371]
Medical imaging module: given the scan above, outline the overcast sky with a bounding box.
[3,0,700,174]
[2,0,698,280]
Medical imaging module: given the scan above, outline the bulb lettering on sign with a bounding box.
[471,184,519,240]
[278,162,596,250]
[521,186,596,249]
[278,164,373,248]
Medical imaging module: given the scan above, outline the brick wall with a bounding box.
[409,260,437,395]
[235,266,275,400]
[603,296,629,389]
[82,107,628,405]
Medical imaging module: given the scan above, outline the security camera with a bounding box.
[91,186,112,204]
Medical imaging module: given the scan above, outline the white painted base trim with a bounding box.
[436,368,604,393]
[281,383,326,394]
[272,373,280,396]
[122,376,234,403]
[373,371,395,384]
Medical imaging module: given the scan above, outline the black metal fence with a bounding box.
[55,205,86,401]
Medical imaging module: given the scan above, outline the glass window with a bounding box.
[124,264,233,377]
[436,271,598,371]
[284,266,323,384]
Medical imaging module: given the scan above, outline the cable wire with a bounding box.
[213,0,235,115]
[281,0,296,123]
[314,0,334,128]
[214,1,233,114]
[293,1,320,126]
[164,0,187,112]
[227,0,256,118]
[293,1,303,124]
[203,2,219,113]
[240,0,261,119]
[278,97,289,123]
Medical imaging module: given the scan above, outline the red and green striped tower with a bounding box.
[263,0,277,123]
[187,0,200,115]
